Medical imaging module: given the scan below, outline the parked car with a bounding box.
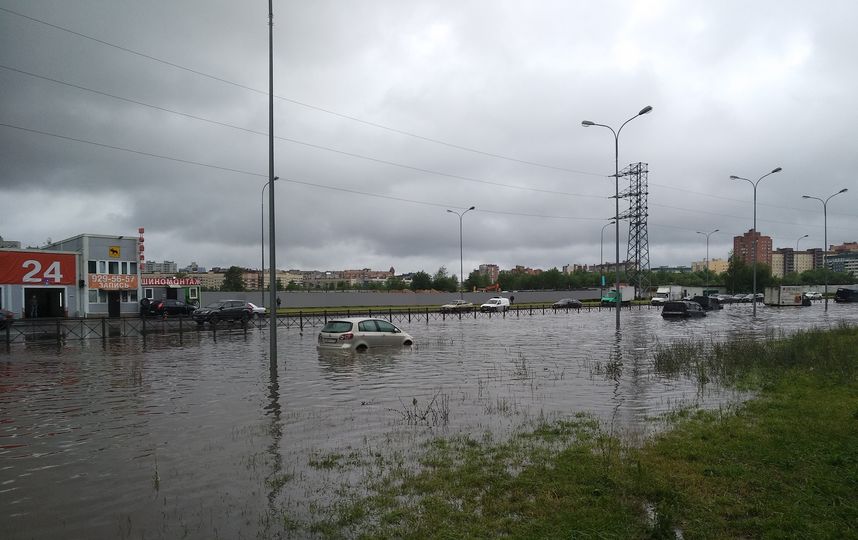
[552,298,583,309]
[834,288,858,303]
[804,291,823,300]
[480,297,511,312]
[691,295,722,311]
[661,300,706,318]
[0,308,14,330]
[711,294,733,304]
[140,298,197,317]
[317,318,414,351]
[192,300,252,325]
[247,302,267,318]
[439,299,474,313]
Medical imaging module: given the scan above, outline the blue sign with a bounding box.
[600,275,606,286]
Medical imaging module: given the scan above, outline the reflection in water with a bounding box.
[1,303,857,538]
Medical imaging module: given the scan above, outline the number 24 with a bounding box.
[22,260,64,283]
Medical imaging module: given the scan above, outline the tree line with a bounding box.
[209,260,854,293]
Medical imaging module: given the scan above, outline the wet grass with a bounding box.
[284,324,858,538]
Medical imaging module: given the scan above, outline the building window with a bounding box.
[144,288,154,299]
[189,288,199,299]
[98,290,108,303]
[88,260,97,273]
[108,261,119,274]
[121,261,128,274]
[98,261,106,274]
[88,290,99,303]
[130,262,137,275]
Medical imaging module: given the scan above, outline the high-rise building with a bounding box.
[478,264,499,284]
[733,230,772,267]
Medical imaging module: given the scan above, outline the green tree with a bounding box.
[221,266,245,291]
[410,271,433,291]
[432,266,458,292]
[386,276,407,290]
[464,270,490,291]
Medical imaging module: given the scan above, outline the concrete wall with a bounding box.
[202,289,603,309]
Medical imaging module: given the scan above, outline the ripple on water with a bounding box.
[1,303,856,538]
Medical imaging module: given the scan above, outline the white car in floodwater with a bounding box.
[317,317,414,351]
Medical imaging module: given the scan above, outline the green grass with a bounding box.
[286,325,858,538]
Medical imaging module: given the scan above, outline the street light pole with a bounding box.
[795,234,809,252]
[582,105,652,331]
[261,178,278,308]
[447,206,475,299]
[802,188,848,312]
[600,220,616,298]
[730,167,782,316]
[695,229,719,275]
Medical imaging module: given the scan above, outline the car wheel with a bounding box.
[241,312,249,323]
[355,344,368,352]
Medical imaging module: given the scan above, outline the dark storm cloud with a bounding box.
[1,0,856,275]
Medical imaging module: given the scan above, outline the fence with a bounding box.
[1,304,663,345]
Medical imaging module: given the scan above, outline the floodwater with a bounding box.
[2,303,857,539]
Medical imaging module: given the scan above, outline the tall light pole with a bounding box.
[795,234,809,252]
[267,0,277,368]
[696,229,719,276]
[802,188,848,312]
[600,220,616,298]
[582,105,652,331]
[447,206,475,299]
[730,167,782,316]
[261,177,278,307]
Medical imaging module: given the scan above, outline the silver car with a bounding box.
[317,318,414,351]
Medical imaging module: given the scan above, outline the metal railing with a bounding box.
[1,303,662,346]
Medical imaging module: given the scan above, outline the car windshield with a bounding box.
[322,321,353,333]
[204,302,225,309]
[664,302,686,310]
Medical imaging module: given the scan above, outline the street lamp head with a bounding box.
[729,175,742,180]
[801,195,812,199]
[468,206,476,210]
[446,209,454,214]
[638,105,653,115]
[770,167,782,174]
[581,120,595,127]
[712,229,720,233]
[838,188,848,194]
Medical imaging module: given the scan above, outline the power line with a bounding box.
[0,63,604,200]
[0,121,603,221]
[0,5,599,176]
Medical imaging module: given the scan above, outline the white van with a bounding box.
[480,297,511,312]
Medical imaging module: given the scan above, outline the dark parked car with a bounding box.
[661,300,706,318]
[834,288,858,303]
[0,308,14,330]
[691,295,722,311]
[193,300,252,325]
[552,298,583,309]
[140,298,197,317]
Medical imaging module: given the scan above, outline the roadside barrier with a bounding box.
[0,304,673,345]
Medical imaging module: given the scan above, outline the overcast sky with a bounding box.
[1,0,856,277]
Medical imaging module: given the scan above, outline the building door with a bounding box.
[166,288,178,300]
[24,288,65,318]
[108,291,121,318]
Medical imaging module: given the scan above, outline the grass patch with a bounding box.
[289,325,858,538]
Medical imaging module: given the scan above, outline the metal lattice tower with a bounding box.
[618,162,650,298]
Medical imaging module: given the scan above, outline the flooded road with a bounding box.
[2,303,857,538]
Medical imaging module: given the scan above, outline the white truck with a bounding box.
[600,285,634,306]
[764,286,806,307]
[650,285,683,305]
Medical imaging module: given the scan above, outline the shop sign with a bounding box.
[108,246,121,258]
[141,277,201,286]
[0,251,76,285]
[88,274,139,290]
